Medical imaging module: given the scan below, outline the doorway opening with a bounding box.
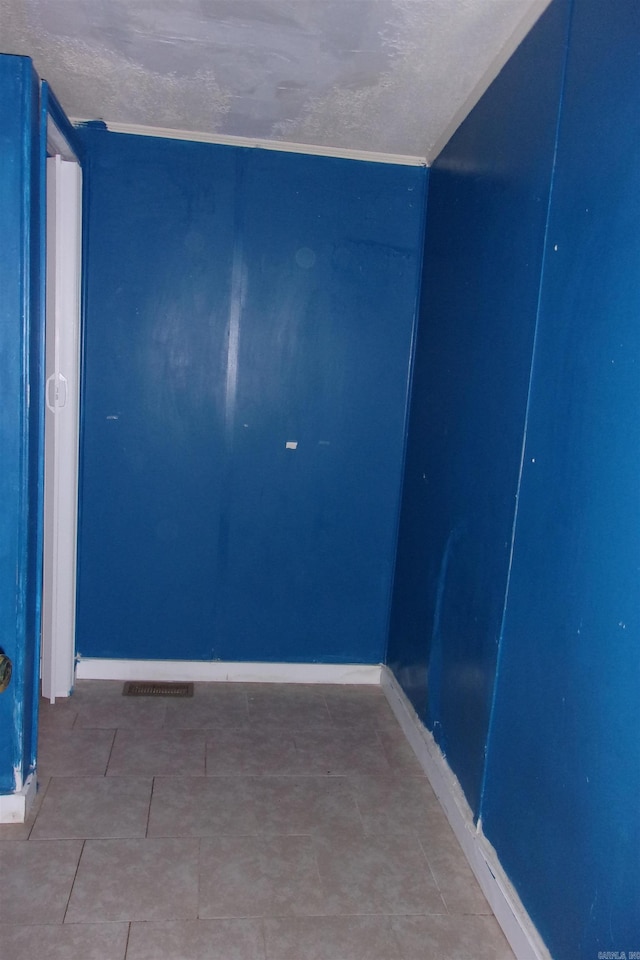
[41,106,82,703]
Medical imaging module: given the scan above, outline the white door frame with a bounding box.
[41,121,82,703]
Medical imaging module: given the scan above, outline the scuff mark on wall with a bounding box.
[427,523,466,737]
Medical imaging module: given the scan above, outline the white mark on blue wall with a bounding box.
[225,252,247,440]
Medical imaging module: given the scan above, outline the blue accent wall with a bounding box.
[0,55,43,792]
[387,0,570,813]
[481,0,640,955]
[388,0,640,955]
[75,130,426,664]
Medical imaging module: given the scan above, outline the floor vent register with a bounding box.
[122,681,194,698]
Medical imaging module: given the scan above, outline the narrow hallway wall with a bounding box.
[481,0,640,955]
[388,0,640,956]
[387,0,570,813]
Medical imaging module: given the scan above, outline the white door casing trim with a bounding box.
[41,155,82,702]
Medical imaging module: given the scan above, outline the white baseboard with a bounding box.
[75,658,382,686]
[380,666,550,960]
[0,772,37,824]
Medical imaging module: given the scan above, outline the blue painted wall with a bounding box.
[387,0,570,813]
[0,55,44,792]
[75,130,426,664]
[388,0,640,955]
[481,0,640,956]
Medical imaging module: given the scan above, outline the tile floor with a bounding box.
[0,681,515,959]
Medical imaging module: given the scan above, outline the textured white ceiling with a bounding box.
[0,0,549,161]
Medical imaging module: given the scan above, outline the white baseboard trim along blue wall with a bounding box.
[380,666,550,960]
[0,771,37,824]
[74,658,382,685]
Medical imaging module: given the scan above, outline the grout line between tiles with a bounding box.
[349,783,369,836]
[197,836,202,920]
[103,728,118,777]
[309,834,324,897]
[25,776,53,839]
[61,837,85,924]
[145,776,156,838]
[418,836,451,916]
[123,920,132,960]
[260,916,269,960]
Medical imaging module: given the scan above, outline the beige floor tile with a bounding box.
[69,680,126,703]
[324,687,400,731]
[246,685,332,726]
[313,834,446,916]
[256,776,364,837]
[126,919,266,959]
[206,727,299,776]
[376,730,427,775]
[263,915,402,960]
[0,840,83,923]
[164,690,249,729]
[37,728,115,778]
[65,837,199,922]
[199,836,325,918]
[293,728,393,776]
[31,776,152,839]
[348,776,443,836]
[420,832,491,915]
[38,698,78,732]
[74,698,167,729]
[148,776,261,837]
[106,729,205,777]
[192,681,249,699]
[390,914,515,959]
[0,921,128,959]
